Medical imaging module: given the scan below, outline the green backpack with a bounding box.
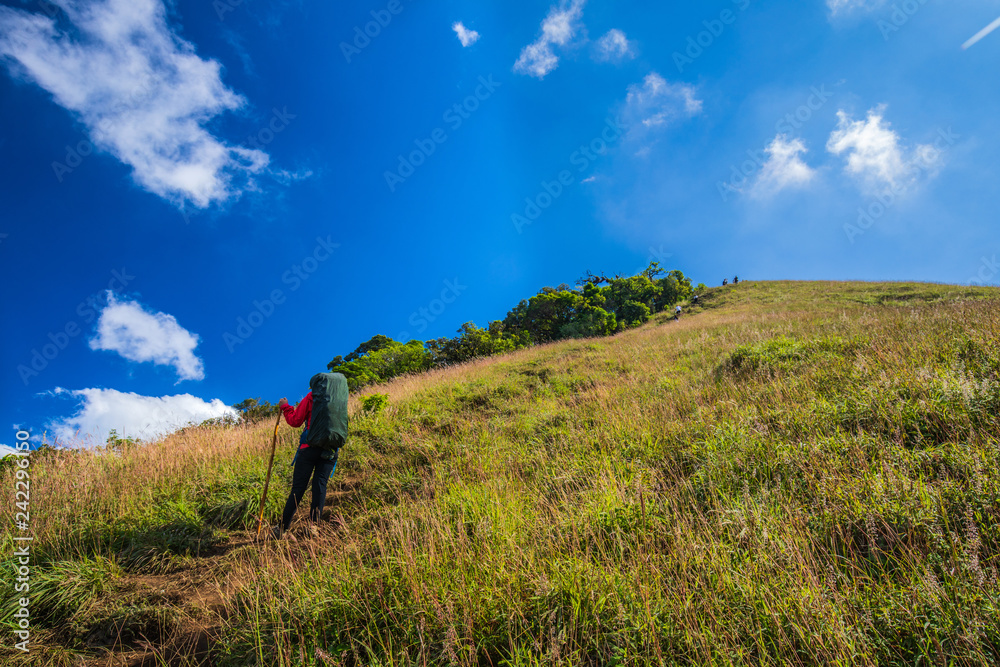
[305,373,349,451]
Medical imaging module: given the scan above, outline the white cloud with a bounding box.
[514,0,586,78]
[49,388,236,444]
[0,0,269,209]
[826,107,938,191]
[624,73,702,130]
[595,29,635,62]
[827,0,886,15]
[752,136,816,197]
[89,293,205,382]
[452,22,480,47]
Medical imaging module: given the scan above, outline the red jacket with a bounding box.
[281,393,313,450]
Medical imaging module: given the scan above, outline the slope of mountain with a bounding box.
[2,281,999,667]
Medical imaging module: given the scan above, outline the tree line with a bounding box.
[322,263,699,393]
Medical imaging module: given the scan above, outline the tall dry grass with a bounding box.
[3,281,1000,666]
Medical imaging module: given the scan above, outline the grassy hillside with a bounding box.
[3,280,1000,666]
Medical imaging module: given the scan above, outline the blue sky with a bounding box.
[1,0,998,446]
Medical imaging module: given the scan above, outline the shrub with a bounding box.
[723,335,859,377]
[361,393,389,414]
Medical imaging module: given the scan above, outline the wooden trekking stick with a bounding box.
[255,413,283,539]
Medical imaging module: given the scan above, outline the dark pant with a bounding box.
[281,447,337,530]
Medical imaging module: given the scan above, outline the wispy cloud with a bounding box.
[49,388,235,444]
[826,0,886,15]
[963,16,1000,49]
[624,73,702,130]
[751,136,816,197]
[826,106,937,191]
[595,29,635,62]
[514,0,586,79]
[89,293,205,382]
[452,21,480,47]
[0,0,269,209]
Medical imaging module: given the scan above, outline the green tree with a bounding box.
[326,358,381,392]
[618,301,652,328]
[106,429,141,452]
[345,334,395,362]
[232,398,280,423]
[656,270,694,310]
[427,322,528,365]
[503,287,584,343]
[582,281,607,308]
[560,306,617,338]
[606,274,659,320]
[328,339,432,392]
[642,261,668,281]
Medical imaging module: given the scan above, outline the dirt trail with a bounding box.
[82,560,232,667]
[81,482,363,666]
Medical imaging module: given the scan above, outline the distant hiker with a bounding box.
[723,279,728,286]
[274,372,349,537]
[692,295,700,305]
[674,305,682,320]
[734,275,740,285]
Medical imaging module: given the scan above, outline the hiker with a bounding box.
[692,295,700,305]
[734,275,740,285]
[723,279,728,286]
[674,305,682,320]
[274,372,349,537]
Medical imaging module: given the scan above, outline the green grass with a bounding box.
[3,280,1000,666]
